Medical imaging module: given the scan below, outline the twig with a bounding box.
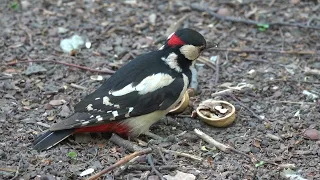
[166,14,190,37]
[109,133,143,152]
[157,147,167,163]
[161,148,203,161]
[214,55,220,85]
[147,154,164,180]
[279,28,284,51]
[17,16,33,46]
[197,56,216,70]
[7,60,115,74]
[0,168,16,173]
[194,129,254,161]
[211,83,253,97]
[10,158,22,180]
[207,47,319,55]
[191,4,320,30]
[70,83,88,91]
[127,164,177,171]
[269,100,316,105]
[87,148,152,180]
[227,94,263,121]
[304,67,320,76]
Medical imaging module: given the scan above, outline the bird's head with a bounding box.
[164,28,206,61]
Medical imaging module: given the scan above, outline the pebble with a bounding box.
[250,147,260,153]
[0,149,6,159]
[261,139,269,147]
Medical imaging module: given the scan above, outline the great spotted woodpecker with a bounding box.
[33,28,206,151]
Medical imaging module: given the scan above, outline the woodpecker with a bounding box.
[33,28,206,151]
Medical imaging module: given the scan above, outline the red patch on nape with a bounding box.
[75,122,129,136]
[168,34,185,47]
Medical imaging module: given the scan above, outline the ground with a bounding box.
[1,0,320,179]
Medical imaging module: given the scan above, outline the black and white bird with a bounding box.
[33,28,206,151]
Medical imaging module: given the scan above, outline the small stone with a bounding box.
[0,149,6,159]
[239,145,251,153]
[217,8,230,16]
[261,139,269,147]
[304,129,319,140]
[250,146,260,153]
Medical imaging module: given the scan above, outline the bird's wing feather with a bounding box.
[50,51,186,131]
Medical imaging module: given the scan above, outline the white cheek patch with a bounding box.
[180,45,200,60]
[110,73,175,96]
[114,104,120,108]
[103,96,113,106]
[86,104,93,111]
[95,97,100,100]
[161,52,181,72]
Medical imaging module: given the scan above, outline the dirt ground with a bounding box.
[1,0,320,179]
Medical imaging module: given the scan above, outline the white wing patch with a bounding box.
[103,96,113,106]
[96,115,103,121]
[161,52,181,72]
[86,104,93,111]
[110,73,175,96]
[112,111,119,117]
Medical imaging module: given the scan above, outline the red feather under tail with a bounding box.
[74,122,130,136]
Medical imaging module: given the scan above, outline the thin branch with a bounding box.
[207,47,318,55]
[109,133,143,152]
[147,154,164,180]
[191,4,320,30]
[161,148,203,161]
[214,55,220,85]
[7,60,115,74]
[194,129,254,162]
[87,148,152,180]
[10,158,22,180]
[227,94,264,121]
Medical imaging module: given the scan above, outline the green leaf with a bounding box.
[67,151,77,159]
[201,146,208,151]
[255,161,265,167]
[257,23,269,32]
[10,0,19,10]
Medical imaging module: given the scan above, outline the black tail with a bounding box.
[33,129,75,151]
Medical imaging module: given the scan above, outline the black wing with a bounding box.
[50,50,187,131]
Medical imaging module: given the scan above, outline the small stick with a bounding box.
[7,60,115,74]
[87,148,152,180]
[109,133,143,152]
[227,94,263,121]
[70,83,88,91]
[147,154,164,180]
[156,147,167,163]
[270,100,316,105]
[194,129,253,161]
[161,148,203,161]
[197,56,216,70]
[304,67,320,76]
[10,158,22,180]
[214,55,220,85]
[207,47,318,55]
[191,4,320,30]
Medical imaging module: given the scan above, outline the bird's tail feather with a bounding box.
[33,129,75,151]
